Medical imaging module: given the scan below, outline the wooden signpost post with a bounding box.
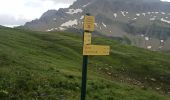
[80,14,110,100]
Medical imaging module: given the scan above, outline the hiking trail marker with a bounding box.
[80,14,110,100]
[83,32,91,45]
[83,45,110,55]
[83,16,95,32]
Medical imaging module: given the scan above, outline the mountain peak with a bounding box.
[24,0,170,51]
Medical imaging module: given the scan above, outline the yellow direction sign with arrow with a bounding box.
[83,45,110,55]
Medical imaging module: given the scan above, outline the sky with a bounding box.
[0,0,170,27]
[162,0,170,1]
[0,0,76,27]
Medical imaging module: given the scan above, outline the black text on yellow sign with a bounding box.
[83,16,95,32]
[83,45,110,56]
[83,32,91,45]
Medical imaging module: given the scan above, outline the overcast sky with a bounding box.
[0,0,76,27]
[0,0,170,27]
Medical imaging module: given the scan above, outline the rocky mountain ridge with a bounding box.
[24,0,170,51]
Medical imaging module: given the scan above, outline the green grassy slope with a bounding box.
[0,27,170,100]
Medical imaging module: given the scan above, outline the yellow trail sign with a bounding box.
[83,16,95,32]
[83,45,110,55]
[84,32,91,45]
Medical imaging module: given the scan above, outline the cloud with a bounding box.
[42,0,76,4]
[161,0,170,2]
[0,14,29,25]
[0,0,76,26]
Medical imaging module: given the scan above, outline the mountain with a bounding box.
[0,27,170,99]
[24,0,170,51]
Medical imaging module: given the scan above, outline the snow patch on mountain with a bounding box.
[148,12,151,14]
[66,9,83,14]
[132,18,137,20]
[121,11,126,16]
[114,13,117,18]
[61,19,78,27]
[147,46,152,49]
[161,12,165,14]
[159,46,163,49]
[80,16,84,19]
[145,37,149,41]
[142,13,146,16]
[46,28,54,32]
[102,22,107,27]
[161,40,164,42]
[82,2,91,7]
[46,27,59,32]
[53,18,56,21]
[150,17,156,21]
[95,23,98,26]
[59,27,66,31]
[136,13,140,16]
[150,16,156,21]
[161,18,170,24]
[141,34,144,37]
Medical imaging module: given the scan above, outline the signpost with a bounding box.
[80,14,110,100]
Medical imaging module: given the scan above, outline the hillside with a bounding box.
[0,27,170,100]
